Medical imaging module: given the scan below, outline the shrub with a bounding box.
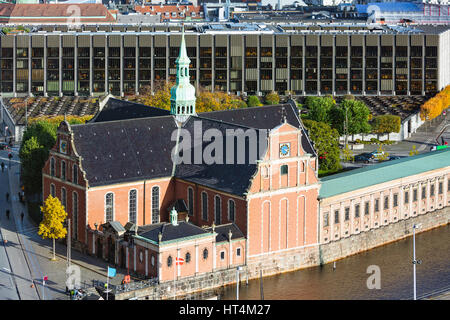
[247,95,263,108]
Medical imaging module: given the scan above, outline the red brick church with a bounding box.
[41,30,320,281]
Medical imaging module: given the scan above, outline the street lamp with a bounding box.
[236,266,243,300]
[412,223,422,300]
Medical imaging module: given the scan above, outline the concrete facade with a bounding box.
[1,24,449,97]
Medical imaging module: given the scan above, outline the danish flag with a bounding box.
[175,257,184,266]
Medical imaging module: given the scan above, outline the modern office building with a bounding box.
[1,23,449,98]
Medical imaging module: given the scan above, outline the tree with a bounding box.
[372,115,401,140]
[302,119,342,172]
[409,145,419,156]
[264,91,280,105]
[39,195,68,261]
[420,85,450,121]
[374,144,389,162]
[247,95,263,108]
[342,144,354,162]
[139,81,172,111]
[19,136,48,195]
[330,99,372,137]
[304,96,336,124]
[19,122,57,195]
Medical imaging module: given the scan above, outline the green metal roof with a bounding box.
[319,148,450,199]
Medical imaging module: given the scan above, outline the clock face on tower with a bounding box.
[60,140,67,154]
[279,143,290,157]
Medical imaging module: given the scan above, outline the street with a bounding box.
[344,110,450,169]
[0,144,130,300]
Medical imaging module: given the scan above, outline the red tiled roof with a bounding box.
[134,4,203,19]
[0,3,116,23]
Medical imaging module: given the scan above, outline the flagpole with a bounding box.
[106,268,109,301]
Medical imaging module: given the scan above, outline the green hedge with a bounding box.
[27,201,42,225]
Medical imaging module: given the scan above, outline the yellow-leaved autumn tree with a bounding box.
[420,85,450,121]
[38,195,67,261]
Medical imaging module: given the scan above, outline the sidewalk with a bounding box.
[5,148,130,300]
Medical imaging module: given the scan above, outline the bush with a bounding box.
[264,91,280,105]
[247,95,263,108]
[370,138,380,144]
[354,139,362,144]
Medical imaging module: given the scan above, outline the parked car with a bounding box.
[0,142,8,150]
[369,150,385,158]
[354,152,372,163]
[389,155,401,161]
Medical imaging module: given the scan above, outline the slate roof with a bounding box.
[174,116,267,195]
[91,98,170,123]
[67,99,316,195]
[205,223,245,243]
[199,101,316,156]
[319,148,450,199]
[137,221,211,243]
[71,115,178,187]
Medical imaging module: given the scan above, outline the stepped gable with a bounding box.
[91,98,170,123]
[199,102,316,156]
[174,115,268,196]
[70,115,178,187]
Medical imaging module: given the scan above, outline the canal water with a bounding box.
[219,224,450,300]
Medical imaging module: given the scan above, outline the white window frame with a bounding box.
[61,160,66,180]
[151,186,160,224]
[187,187,194,216]
[201,191,208,221]
[129,189,138,224]
[228,199,235,222]
[105,192,114,222]
[214,195,221,225]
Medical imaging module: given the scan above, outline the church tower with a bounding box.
[170,27,196,123]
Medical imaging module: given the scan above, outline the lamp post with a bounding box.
[236,266,242,300]
[412,223,422,300]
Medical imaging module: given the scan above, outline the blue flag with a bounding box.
[107,267,116,278]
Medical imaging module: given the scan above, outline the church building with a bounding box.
[41,29,320,281]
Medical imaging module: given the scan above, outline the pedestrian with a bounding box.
[21,212,24,223]
[1,162,4,172]
[6,192,9,202]
[6,210,9,220]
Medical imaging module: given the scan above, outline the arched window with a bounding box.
[167,255,173,267]
[61,187,67,209]
[73,192,78,239]
[61,160,66,180]
[50,184,56,197]
[105,192,114,222]
[214,195,221,224]
[228,199,235,222]
[129,189,137,223]
[201,192,208,221]
[73,164,78,184]
[151,186,160,224]
[50,158,55,176]
[188,187,194,216]
[203,248,208,260]
[185,252,191,264]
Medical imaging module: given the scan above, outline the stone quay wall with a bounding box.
[318,206,450,265]
[115,206,449,299]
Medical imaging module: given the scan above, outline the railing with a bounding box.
[93,277,160,295]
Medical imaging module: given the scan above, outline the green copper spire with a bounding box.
[170,26,196,122]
